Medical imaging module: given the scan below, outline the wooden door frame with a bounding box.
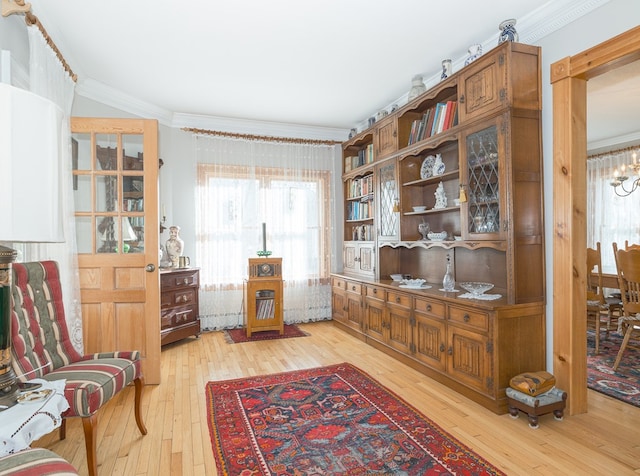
[551,25,640,414]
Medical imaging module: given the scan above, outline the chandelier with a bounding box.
[611,151,640,197]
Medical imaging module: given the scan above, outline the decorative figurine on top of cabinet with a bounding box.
[165,225,184,268]
[408,75,426,101]
[441,59,452,80]
[498,19,519,43]
[465,44,483,65]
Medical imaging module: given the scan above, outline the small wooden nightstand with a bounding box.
[160,267,201,345]
[244,258,283,337]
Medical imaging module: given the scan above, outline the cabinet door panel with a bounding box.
[386,305,412,354]
[413,313,446,371]
[364,298,385,342]
[332,289,346,323]
[447,326,492,395]
[460,116,506,240]
[459,51,506,123]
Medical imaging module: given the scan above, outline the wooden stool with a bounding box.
[506,387,567,429]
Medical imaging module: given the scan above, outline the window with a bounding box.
[197,164,331,290]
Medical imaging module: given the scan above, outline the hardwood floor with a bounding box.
[34,320,640,475]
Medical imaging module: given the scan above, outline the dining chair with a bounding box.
[612,247,640,371]
[587,243,611,353]
[10,261,147,476]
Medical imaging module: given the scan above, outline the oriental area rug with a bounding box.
[205,363,504,475]
[587,330,640,408]
[223,324,309,344]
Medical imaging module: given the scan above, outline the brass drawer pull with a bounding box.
[464,314,470,322]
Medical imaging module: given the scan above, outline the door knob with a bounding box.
[145,264,156,272]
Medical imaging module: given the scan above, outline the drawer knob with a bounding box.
[351,285,356,291]
[440,343,445,352]
[373,289,377,294]
[448,346,453,355]
[396,297,400,303]
[183,278,189,285]
[463,314,470,322]
[427,304,432,312]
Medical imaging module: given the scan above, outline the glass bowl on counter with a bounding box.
[459,282,494,296]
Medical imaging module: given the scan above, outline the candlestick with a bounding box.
[262,223,266,252]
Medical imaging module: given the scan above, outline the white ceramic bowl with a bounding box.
[390,274,404,281]
[401,278,426,287]
[459,282,494,295]
[427,231,448,241]
[412,206,427,212]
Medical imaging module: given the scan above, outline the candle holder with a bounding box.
[257,250,272,257]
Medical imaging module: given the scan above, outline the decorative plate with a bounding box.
[420,155,435,179]
[17,388,53,404]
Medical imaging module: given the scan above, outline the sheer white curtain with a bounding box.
[587,148,640,273]
[19,27,83,350]
[194,134,337,330]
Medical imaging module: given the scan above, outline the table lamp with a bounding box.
[0,83,64,399]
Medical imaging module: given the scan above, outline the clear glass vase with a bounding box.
[443,262,455,292]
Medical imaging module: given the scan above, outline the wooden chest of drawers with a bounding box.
[160,268,201,345]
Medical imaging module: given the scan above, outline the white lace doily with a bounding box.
[459,293,502,300]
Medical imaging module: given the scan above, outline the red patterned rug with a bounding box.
[223,324,309,344]
[206,363,504,475]
[587,330,640,408]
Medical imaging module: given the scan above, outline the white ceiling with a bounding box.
[25,0,638,146]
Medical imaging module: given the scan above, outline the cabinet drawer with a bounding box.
[173,289,196,306]
[365,285,385,300]
[448,306,489,331]
[345,281,362,295]
[332,277,346,290]
[414,297,445,318]
[386,291,411,308]
[161,270,199,289]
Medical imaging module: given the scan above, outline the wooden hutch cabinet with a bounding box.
[332,41,545,414]
[160,268,201,346]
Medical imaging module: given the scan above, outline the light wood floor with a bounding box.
[34,320,640,475]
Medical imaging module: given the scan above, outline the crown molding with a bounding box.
[588,131,640,154]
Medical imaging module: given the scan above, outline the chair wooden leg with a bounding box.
[59,417,66,440]
[134,376,147,435]
[82,414,99,476]
[595,314,601,354]
[613,324,634,371]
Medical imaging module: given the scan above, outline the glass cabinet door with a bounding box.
[377,160,399,241]
[462,118,505,239]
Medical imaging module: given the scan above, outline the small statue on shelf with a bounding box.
[434,181,447,209]
[165,225,184,267]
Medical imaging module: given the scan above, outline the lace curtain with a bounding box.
[18,27,83,351]
[587,147,640,273]
[193,134,337,330]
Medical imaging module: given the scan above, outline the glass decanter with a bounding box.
[442,256,455,292]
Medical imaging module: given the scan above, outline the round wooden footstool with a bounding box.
[506,386,567,429]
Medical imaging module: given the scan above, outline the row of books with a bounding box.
[123,198,143,212]
[255,298,275,320]
[347,199,374,221]
[344,144,374,172]
[351,223,374,241]
[407,100,458,146]
[346,174,374,199]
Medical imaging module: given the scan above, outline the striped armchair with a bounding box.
[10,261,147,476]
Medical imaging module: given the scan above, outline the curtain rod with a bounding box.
[1,0,77,82]
[183,127,342,146]
[588,144,640,160]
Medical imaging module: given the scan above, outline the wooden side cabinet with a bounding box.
[244,258,284,337]
[160,268,201,346]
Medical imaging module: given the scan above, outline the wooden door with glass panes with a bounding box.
[71,118,160,384]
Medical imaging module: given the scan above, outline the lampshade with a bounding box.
[0,83,64,243]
